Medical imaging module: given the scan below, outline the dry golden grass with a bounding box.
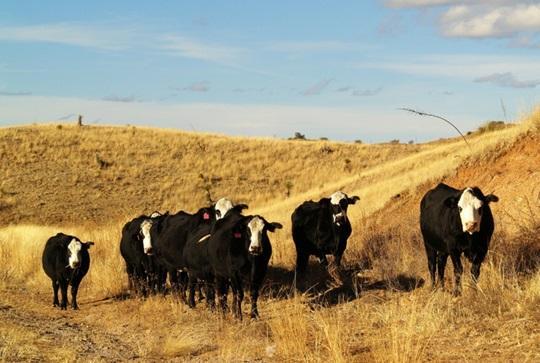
[0,108,539,361]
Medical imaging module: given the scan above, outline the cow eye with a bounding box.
[216,210,221,218]
[458,206,463,212]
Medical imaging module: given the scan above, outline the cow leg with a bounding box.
[187,274,196,308]
[59,280,68,310]
[205,281,216,310]
[295,251,309,292]
[470,254,484,284]
[216,277,229,314]
[230,274,243,320]
[197,283,205,302]
[71,280,81,310]
[52,280,60,307]
[179,271,189,302]
[250,261,267,319]
[436,253,449,289]
[450,252,463,296]
[424,243,437,289]
[168,269,179,298]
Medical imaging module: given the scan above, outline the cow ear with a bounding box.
[485,194,499,203]
[348,196,360,204]
[266,222,283,232]
[85,242,95,249]
[234,204,249,212]
[444,196,458,208]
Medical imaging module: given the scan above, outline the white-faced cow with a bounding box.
[291,191,360,290]
[420,183,499,295]
[119,212,166,295]
[207,212,282,319]
[42,233,94,310]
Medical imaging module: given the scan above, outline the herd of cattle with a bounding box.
[41,183,498,318]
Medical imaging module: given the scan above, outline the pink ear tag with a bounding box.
[203,212,210,220]
[234,232,242,239]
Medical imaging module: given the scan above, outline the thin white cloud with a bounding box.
[0,22,247,66]
[159,35,245,63]
[102,95,140,103]
[181,81,210,92]
[474,72,540,88]
[355,54,540,79]
[352,87,383,97]
[302,79,333,96]
[0,90,32,96]
[0,23,136,50]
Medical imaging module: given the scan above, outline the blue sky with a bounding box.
[1,1,539,142]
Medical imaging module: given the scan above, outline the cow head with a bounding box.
[215,198,234,220]
[446,187,499,234]
[244,216,282,256]
[214,198,248,220]
[140,219,154,255]
[67,239,93,269]
[329,191,360,226]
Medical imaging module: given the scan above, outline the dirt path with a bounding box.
[0,287,139,362]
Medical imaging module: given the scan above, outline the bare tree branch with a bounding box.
[399,108,471,150]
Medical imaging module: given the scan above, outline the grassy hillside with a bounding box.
[0,108,539,362]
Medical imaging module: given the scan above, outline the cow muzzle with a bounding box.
[144,247,153,255]
[464,222,478,234]
[249,246,262,255]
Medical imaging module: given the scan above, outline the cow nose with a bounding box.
[72,261,80,268]
[145,247,153,255]
[465,222,477,231]
[249,246,262,255]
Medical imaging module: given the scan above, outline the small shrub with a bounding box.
[354,139,363,144]
[477,120,506,134]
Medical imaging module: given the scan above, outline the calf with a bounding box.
[291,191,360,290]
[420,183,499,295]
[42,233,94,310]
[207,213,282,319]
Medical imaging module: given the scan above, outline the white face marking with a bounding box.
[247,217,265,255]
[457,188,484,234]
[330,191,347,205]
[215,198,234,220]
[330,191,347,224]
[67,238,82,269]
[140,219,154,254]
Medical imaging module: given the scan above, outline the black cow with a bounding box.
[182,203,249,309]
[291,191,360,290]
[207,213,282,319]
[420,183,499,295]
[119,212,166,295]
[42,233,94,310]
[147,206,217,299]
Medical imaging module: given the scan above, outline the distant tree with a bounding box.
[320,137,328,141]
[389,139,400,144]
[354,139,363,144]
[408,140,414,145]
[289,132,306,140]
[77,115,83,127]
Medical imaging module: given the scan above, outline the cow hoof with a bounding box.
[60,306,67,311]
[72,305,79,310]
